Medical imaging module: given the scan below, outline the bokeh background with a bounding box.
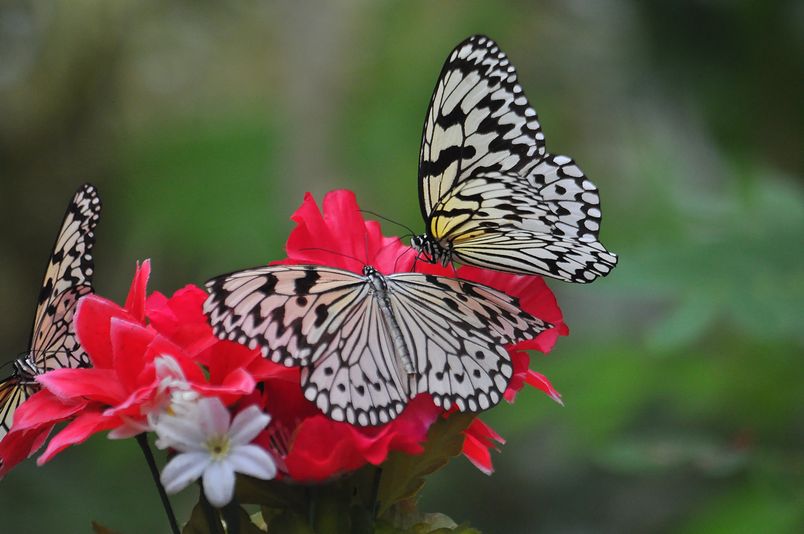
[1,1,802,532]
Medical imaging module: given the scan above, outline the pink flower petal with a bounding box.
[37,411,119,464]
[74,295,137,369]
[10,389,88,430]
[124,260,151,323]
[37,368,124,404]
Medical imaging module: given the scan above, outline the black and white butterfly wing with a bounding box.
[427,157,618,282]
[417,35,618,282]
[29,183,100,370]
[385,273,550,412]
[419,34,546,223]
[204,266,410,425]
[0,184,101,442]
[0,378,37,442]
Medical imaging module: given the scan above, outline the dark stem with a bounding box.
[136,433,180,534]
[200,488,225,534]
[371,467,383,519]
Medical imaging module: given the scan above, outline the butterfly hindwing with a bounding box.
[205,265,551,425]
[386,273,547,411]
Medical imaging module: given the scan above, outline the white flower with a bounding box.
[154,397,276,507]
[108,355,199,440]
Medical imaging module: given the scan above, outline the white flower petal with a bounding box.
[155,355,185,381]
[198,398,231,437]
[202,460,236,508]
[229,444,277,481]
[228,407,271,445]
[154,415,207,451]
[108,417,150,440]
[160,451,211,494]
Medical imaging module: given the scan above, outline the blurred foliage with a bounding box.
[0,1,802,533]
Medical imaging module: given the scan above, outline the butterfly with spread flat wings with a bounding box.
[411,35,618,283]
[0,184,101,442]
[204,264,550,426]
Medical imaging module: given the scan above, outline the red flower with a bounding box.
[265,190,566,479]
[2,261,264,471]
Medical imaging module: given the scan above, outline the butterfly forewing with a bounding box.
[0,184,100,442]
[30,184,100,355]
[204,264,551,425]
[419,35,546,222]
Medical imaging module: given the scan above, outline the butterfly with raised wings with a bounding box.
[0,184,101,442]
[411,35,618,283]
[204,264,551,426]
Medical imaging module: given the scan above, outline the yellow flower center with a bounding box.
[205,435,231,460]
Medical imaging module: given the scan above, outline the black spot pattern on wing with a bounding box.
[204,264,552,426]
[414,35,618,283]
[1,183,101,442]
[419,35,546,220]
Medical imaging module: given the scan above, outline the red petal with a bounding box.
[195,369,256,404]
[74,295,137,369]
[110,318,157,391]
[462,432,494,475]
[124,260,151,323]
[146,285,216,354]
[461,418,506,475]
[37,368,124,404]
[525,370,563,406]
[37,411,118,465]
[284,416,369,481]
[10,389,88,430]
[0,424,55,479]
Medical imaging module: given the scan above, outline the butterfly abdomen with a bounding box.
[364,267,415,379]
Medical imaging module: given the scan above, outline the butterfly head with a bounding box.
[11,356,38,382]
[411,234,451,267]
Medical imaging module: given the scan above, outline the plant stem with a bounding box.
[371,467,383,519]
[136,433,180,534]
[200,488,225,534]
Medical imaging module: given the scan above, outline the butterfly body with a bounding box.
[413,35,618,283]
[205,264,550,426]
[0,184,101,441]
[362,265,415,377]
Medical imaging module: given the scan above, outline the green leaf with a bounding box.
[310,486,352,534]
[224,504,265,534]
[236,476,307,514]
[265,509,315,534]
[91,522,123,534]
[377,413,474,516]
[183,501,215,534]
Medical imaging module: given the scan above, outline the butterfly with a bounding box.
[411,35,618,283]
[0,184,101,442]
[204,264,550,426]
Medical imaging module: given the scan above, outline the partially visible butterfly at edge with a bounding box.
[204,264,551,426]
[411,35,618,283]
[0,184,101,444]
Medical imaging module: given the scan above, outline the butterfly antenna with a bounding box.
[360,209,417,236]
[393,247,415,272]
[298,247,365,267]
[363,232,370,266]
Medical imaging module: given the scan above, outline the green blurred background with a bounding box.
[1,1,802,532]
